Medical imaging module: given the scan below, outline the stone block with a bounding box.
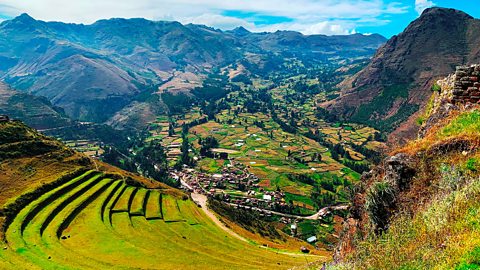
[456,71,467,77]
[453,89,465,96]
[460,81,473,87]
[467,87,479,92]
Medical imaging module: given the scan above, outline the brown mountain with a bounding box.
[0,14,385,127]
[0,82,71,129]
[326,7,480,142]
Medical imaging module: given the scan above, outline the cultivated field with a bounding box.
[1,170,316,269]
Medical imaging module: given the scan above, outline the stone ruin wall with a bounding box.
[452,65,480,103]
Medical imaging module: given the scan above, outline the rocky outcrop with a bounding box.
[419,64,479,137]
[383,154,416,192]
[334,153,416,262]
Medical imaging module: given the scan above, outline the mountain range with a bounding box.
[0,14,385,127]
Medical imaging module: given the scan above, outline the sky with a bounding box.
[0,0,478,37]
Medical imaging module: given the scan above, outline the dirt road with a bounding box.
[190,193,247,242]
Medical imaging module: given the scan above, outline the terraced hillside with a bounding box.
[0,121,317,269]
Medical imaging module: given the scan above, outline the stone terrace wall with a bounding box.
[452,65,480,103]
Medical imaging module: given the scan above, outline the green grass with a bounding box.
[439,110,480,139]
[351,84,416,132]
[1,172,316,269]
[456,247,480,269]
[111,186,136,212]
[145,191,162,220]
[129,188,148,216]
[338,170,480,269]
[162,194,184,222]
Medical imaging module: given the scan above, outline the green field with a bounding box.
[189,109,363,213]
[1,171,316,269]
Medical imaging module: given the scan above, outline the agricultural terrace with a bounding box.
[64,140,104,158]
[179,68,385,215]
[1,170,316,269]
[189,109,362,215]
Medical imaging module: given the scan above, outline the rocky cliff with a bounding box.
[333,65,480,269]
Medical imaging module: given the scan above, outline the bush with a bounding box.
[365,181,397,233]
[466,158,479,172]
[431,83,442,92]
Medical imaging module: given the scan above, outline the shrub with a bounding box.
[466,158,479,172]
[365,181,396,233]
[431,83,442,92]
[416,116,425,126]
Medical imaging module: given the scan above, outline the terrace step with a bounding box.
[10,172,103,247]
[55,179,116,238]
[177,199,200,225]
[106,184,127,225]
[162,195,185,222]
[145,191,162,220]
[19,170,99,235]
[100,181,123,222]
[39,174,105,236]
[130,189,149,217]
[39,179,116,269]
[7,173,105,268]
[111,186,136,213]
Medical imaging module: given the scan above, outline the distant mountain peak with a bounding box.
[14,13,36,23]
[329,7,479,142]
[229,26,251,36]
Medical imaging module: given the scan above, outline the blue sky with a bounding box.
[0,0,478,37]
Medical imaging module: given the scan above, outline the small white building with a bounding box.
[306,236,317,243]
[212,174,223,179]
[263,194,272,201]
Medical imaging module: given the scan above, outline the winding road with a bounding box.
[190,193,328,259]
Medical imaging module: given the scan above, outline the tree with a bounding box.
[200,136,219,157]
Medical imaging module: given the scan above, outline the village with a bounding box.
[170,161,292,215]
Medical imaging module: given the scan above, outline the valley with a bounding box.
[0,5,480,269]
[0,120,325,269]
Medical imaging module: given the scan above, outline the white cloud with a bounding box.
[0,0,409,35]
[304,22,357,35]
[185,14,255,30]
[415,0,435,15]
[254,21,357,35]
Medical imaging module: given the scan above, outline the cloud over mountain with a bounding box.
[0,0,408,35]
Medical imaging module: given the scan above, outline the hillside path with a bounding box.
[190,193,247,242]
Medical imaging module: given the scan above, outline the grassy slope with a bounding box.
[332,108,480,269]
[0,120,319,269]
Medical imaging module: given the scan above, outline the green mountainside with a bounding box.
[0,82,70,129]
[0,120,318,269]
[0,14,385,126]
[1,6,480,270]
